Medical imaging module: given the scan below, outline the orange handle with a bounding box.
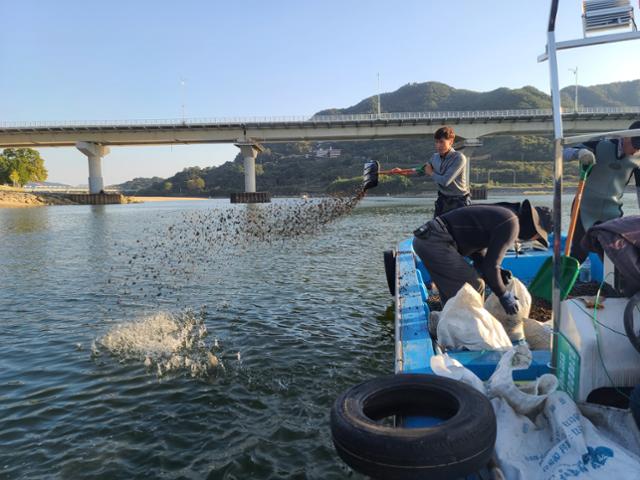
[379,168,415,176]
[565,179,587,256]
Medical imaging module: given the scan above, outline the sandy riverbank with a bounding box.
[0,189,79,208]
[128,196,210,202]
[0,189,213,208]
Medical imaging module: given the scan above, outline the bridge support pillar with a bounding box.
[76,142,110,194]
[459,138,487,199]
[460,138,483,188]
[234,141,264,192]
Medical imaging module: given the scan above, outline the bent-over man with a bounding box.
[412,201,548,314]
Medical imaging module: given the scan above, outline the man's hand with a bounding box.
[423,163,434,176]
[578,149,596,167]
[499,291,520,315]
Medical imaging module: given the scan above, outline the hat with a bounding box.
[534,206,553,233]
[518,199,549,248]
[629,121,640,150]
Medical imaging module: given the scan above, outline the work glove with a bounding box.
[499,291,520,316]
[414,164,427,176]
[578,149,596,167]
[500,268,513,285]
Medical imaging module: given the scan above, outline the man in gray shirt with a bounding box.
[386,126,470,216]
[422,126,470,216]
[563,120,640,262]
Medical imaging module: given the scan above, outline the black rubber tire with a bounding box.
[624,292,640,354]
[383,249,396,296]
[630,385,640,430]
[330,374,496,480]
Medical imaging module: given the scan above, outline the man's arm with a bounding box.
[478,218,518,297]
[470,251,486,276]
[415,155,435,177]
[563,141,598,162]
[563,148,580,161]
[430,153,466,187]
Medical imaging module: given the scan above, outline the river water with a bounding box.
[0,194,637,479]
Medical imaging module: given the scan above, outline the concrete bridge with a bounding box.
[1,106,638,194]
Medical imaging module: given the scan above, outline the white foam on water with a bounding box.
[93,309,223,377]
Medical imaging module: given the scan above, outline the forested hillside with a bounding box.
[136,79,640,196]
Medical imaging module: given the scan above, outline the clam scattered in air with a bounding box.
[107,189,366,302]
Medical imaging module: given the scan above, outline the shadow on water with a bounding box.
[377,302,395,324]
[0,206,51,234]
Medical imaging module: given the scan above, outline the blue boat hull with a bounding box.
[394,236,602,381]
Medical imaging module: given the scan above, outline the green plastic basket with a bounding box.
[528,255,580,303]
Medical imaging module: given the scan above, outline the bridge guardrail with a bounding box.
[1,106,639,130]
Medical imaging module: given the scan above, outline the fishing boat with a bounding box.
[330,2,640,479]
[389,235,594,380]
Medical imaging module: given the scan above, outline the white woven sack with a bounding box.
[437,283,512,351]
[485,277,532,342]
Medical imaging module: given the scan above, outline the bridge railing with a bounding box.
[1,106,639,129]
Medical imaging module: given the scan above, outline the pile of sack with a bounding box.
[431,346,640,479]
[431,277,551,351]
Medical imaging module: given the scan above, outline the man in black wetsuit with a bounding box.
[412,200,548,314]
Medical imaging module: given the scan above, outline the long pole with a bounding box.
[547,0,563,372]
[180,77,186,123]
[574,67,578,112]
[569,67,578,112]
[377,73,381,116]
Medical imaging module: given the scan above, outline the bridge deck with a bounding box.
[1,107,638,147]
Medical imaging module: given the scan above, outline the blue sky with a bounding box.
[1,1,639,185]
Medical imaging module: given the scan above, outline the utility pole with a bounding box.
[180,77,187,123]
[568,67,578,112]
[377,72,381,117]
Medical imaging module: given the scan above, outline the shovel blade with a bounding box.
[363,161,380,190]
[528,255,580,303]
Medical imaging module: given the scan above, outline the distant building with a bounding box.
[314,146,342,158]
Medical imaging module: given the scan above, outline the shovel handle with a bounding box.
[565,165,593,257]
[379,168,416,176]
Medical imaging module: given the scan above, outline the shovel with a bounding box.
[362,161,418,191]
[528,164,593,302]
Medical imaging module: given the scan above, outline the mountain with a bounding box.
[25,181,71,188]
[316,79,640,115]
[112,176,165,193]
[140,79,640,196]
[317,82,552,115]
[561,80,640,107]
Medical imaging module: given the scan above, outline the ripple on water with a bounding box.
[0,196,407,479]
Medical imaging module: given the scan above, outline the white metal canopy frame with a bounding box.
[540,0,640,370]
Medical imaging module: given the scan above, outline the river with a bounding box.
[0,194,638,479]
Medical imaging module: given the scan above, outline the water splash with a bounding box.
[93,308,223,378]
